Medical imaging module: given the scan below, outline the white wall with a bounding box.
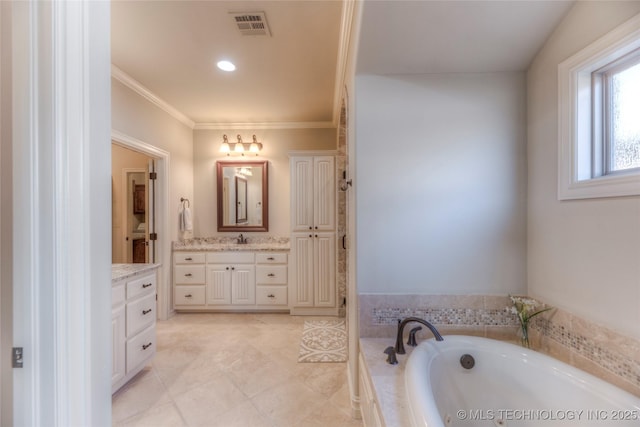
[111,78,194,244]
[527,2,640,339]
[193,128,336,237]
[355,73,527,295]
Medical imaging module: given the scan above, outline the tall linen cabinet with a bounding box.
[289,154,338,315]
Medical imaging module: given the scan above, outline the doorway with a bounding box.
[112,144,156,264]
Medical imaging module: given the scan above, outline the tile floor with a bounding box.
[112,313,363,427]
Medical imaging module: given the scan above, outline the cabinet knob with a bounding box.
[185,273,192,277]
[267,294,275,298]
[267,257,275,261]
[309,226,312,230]
[142,343,152,350]
[142,309,152,315]
[309,234,312,238]
[185,257,193,261]
[315,226,318,229]
[225,267,230,270]
[268,273,275,277]
[231,267,235,270]
[185,294,192,298]
[142,283,153,288]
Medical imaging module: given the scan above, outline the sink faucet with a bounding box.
[394,317,444,354]
[237,234,247,244]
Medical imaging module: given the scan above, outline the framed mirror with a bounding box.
[216,160,268,232]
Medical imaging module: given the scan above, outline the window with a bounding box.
[558,14,640,200]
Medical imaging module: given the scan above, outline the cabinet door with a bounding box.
[231,265,255,305]
[111,305,126,386]
[206,265,232,305]
[290,157,314,232]
[291,234,314,307]
[313,156,335,231]
[314,232,336,307]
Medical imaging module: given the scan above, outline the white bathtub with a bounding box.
[405,336,640,427]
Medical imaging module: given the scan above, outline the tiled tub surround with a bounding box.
[173,236,290,252]
[359,294,640,403]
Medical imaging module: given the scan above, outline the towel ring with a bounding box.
[180,197,190,208]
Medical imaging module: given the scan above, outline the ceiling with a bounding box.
[111,1,574,129]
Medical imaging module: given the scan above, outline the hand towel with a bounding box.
[180,206,193,232]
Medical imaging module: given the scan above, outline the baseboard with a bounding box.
[289,307,339,316]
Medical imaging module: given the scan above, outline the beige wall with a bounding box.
[111,78,194,244]
[527,2,640,339]
[193,128,337,237]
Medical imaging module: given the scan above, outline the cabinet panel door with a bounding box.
[314,232,336,307]
[291,234,314,307]
[231,265,255,305]
[206,265,231,305]
[313,156,335,231]
[111,306,126,386]
[291,157,314,231]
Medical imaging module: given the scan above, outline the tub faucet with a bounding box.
[395,317,444,354]
[237,234,247,244]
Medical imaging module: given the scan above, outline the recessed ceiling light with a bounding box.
[217,60,236,72]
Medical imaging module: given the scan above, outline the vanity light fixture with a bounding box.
[219,134,263,156]
[234,135,245,153]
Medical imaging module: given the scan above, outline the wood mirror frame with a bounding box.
[216,160,269,232]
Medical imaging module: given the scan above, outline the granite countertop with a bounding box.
[112,263,160,282]
[360,338,414,427]
[173,237,290,252]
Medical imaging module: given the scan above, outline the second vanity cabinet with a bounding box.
[174,250,288,311]
[112,265,158,394]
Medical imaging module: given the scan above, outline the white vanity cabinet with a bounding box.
[173,252,206,306]
[173,250,288,312]
[206,252,256,305]
[255,252,288,307]
[112,266,158,394]
[289,153,338,315]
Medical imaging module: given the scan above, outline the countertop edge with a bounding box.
[112,263,160,283]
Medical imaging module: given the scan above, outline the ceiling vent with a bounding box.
[229,12,271,37]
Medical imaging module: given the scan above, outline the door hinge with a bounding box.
[149,233,158,241]
[12,347,23,368]
[149,172,157,180]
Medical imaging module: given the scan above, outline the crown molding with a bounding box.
[112,65,338,131]
[194,121,336,130]
[111,65,196,129]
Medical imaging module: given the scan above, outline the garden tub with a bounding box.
[405,335,640,426]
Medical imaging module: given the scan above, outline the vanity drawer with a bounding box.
[256,265,287,285]
[256,286,288,306]
[174,285,205,305]
[174,252,205,264]
[174,265,205,284]
[256,253,287,264]
[207,252,255,264]
[126,292,156,336]
[126,273,156,300]
[126,325,155,374]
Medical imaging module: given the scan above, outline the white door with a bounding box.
[314,232,336,307]
[231,265,256,305]
[290,157,314,232]
[291,234,314,307]
[312,156,335,231]
[206,265,232,305]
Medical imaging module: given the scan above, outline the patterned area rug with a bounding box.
[298,319,347,363]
